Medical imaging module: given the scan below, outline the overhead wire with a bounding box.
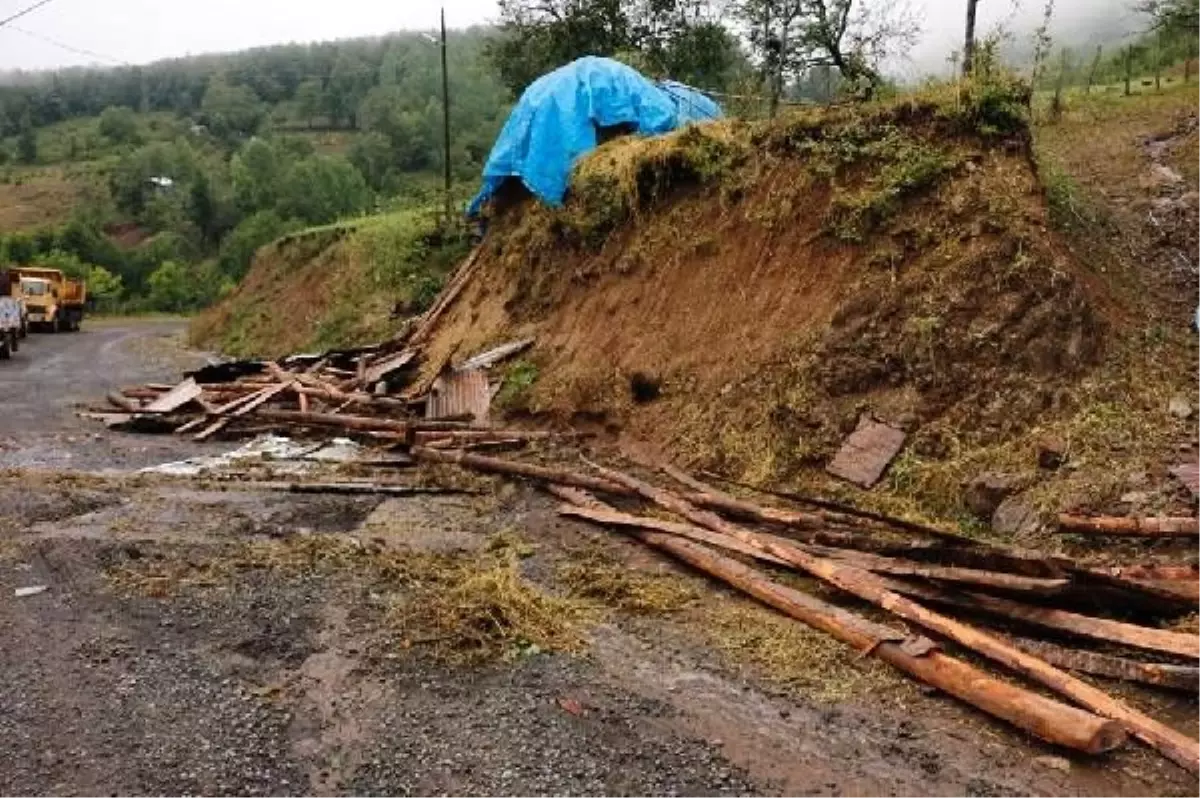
[5,23,127,65]
[0,0,59,30]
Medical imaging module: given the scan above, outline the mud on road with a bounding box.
[0,320,1195,796]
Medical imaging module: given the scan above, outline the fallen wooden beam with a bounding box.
[698,469,974,544]
[411,446,627,495]
[247,481,480,497]
[809,545,1071,595]
[1007,636,1200,693]
[412,429,558,446]
[1058,514,1199,537]
[882,578,1200,660]
[106,391,140,412]
[552,487,1126,756]
[251,410,409,434]
[144,378,203,413]
[588,463,1200,774]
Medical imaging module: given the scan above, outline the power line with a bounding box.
[0,0,59,30]
[6,23,127,65]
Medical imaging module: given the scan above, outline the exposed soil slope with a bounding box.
[423,81,1110,488]
[191,211,468,359]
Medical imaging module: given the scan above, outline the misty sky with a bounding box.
[0,0,1145,75]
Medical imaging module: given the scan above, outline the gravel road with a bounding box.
[0,321,1194,796]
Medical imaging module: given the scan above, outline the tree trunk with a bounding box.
[963,0,980,75]
[1086,44,1103,93]
[1125,47,1133,96]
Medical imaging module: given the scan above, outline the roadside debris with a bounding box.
[826,415,906,488]
[14,585,48,597]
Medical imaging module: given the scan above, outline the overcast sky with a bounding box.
[0,0,1141,74]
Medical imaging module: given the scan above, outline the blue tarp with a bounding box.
[467,56,722,216]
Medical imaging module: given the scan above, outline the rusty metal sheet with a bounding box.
[144,377,202,413]
[826,415,907,488]
[426,368,490,424]
[1169,462,1199,501]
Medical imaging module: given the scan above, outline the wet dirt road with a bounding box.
[0,321,1195,796]
[0,319,213,470]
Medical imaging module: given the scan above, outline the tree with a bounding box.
[963,0,980,75]
[1138,0,1200,34]
[200,74,265,140]
[487,1,738,95]
[734,1,919,103]
[277,155,370,225]
[217,210,300,280]
[231,137,288,213]
[98,106,141,144]
[326,52,373,128]
[295,78,325,128]
[87,265,125,311]
[348,131,398,191]
[17,114,37,164]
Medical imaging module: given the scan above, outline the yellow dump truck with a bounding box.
[8,267,87,332]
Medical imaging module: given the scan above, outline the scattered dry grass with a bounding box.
[556,545,701,614]
[701,596,905,702]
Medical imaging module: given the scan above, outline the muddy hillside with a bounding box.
[419,80,1105,481]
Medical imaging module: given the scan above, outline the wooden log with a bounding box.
[589,463,1199,774]
[411,446,629,495]
[559,504,791,565]
[246,481,479,497]
[251,409,409,434]
[144,378,203,413]
[882,578,1200,660]
[1109,564,1200,582]
[809,545,1071,594]
[1058,514,1199,537]
[106,391,141,412]
[552,489,1126,756]
[412,429,556,446]
[697,469,969,542]
[1007,636,1200,693]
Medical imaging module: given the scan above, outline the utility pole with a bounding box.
[440,6,452,226]
[963,0,980,75]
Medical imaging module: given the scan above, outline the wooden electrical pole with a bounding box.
[963,0,980,75]
[440,6,452,225]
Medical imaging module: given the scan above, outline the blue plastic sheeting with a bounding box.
[467,56,722,215]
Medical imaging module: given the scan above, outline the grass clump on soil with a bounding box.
[556,545,701,614]
[702,597,905,702]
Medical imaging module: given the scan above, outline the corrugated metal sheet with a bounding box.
[426,368,490,423]
[826,415,907,488]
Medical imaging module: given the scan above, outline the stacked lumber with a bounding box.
[405,447,1200,774]
[89,332,536,445]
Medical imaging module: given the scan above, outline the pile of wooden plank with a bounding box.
[88,331,536,446]
[407,446,1200,774]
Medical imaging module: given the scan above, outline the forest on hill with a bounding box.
[0,0,1195,313]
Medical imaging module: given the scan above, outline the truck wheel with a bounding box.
[0,335,10,360]
[9,331,16,352]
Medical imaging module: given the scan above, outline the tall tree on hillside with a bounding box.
[486,0,738,95]
[200,74,265,140]
[963,0,980,75]
[17,113,37,165]
[1137,0,1200,34]
[326,51,373,128]
[734,1,920,101]
[295,78,326,128]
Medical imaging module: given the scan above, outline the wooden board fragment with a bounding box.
[1168,462,1199,501]
[456,338,534,372]
[426,368,489,423]
[1057,514,1199,537]
[826,415,907,488]
[362,349,416,385]
[144,378,203,413]
[1008,636,1200,692]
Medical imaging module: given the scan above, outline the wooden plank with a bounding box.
[826,415,907,488]
[143,378,202,413]
[552,488,1126,757]
[1058,514,1199,537]
[426,368,490,423]
[362,348,416,385]
[251,410,409,434]
[456,338,534,372]
[1008,636,1200,693]
[881,579,1200,660]
[809,545,1071,594]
